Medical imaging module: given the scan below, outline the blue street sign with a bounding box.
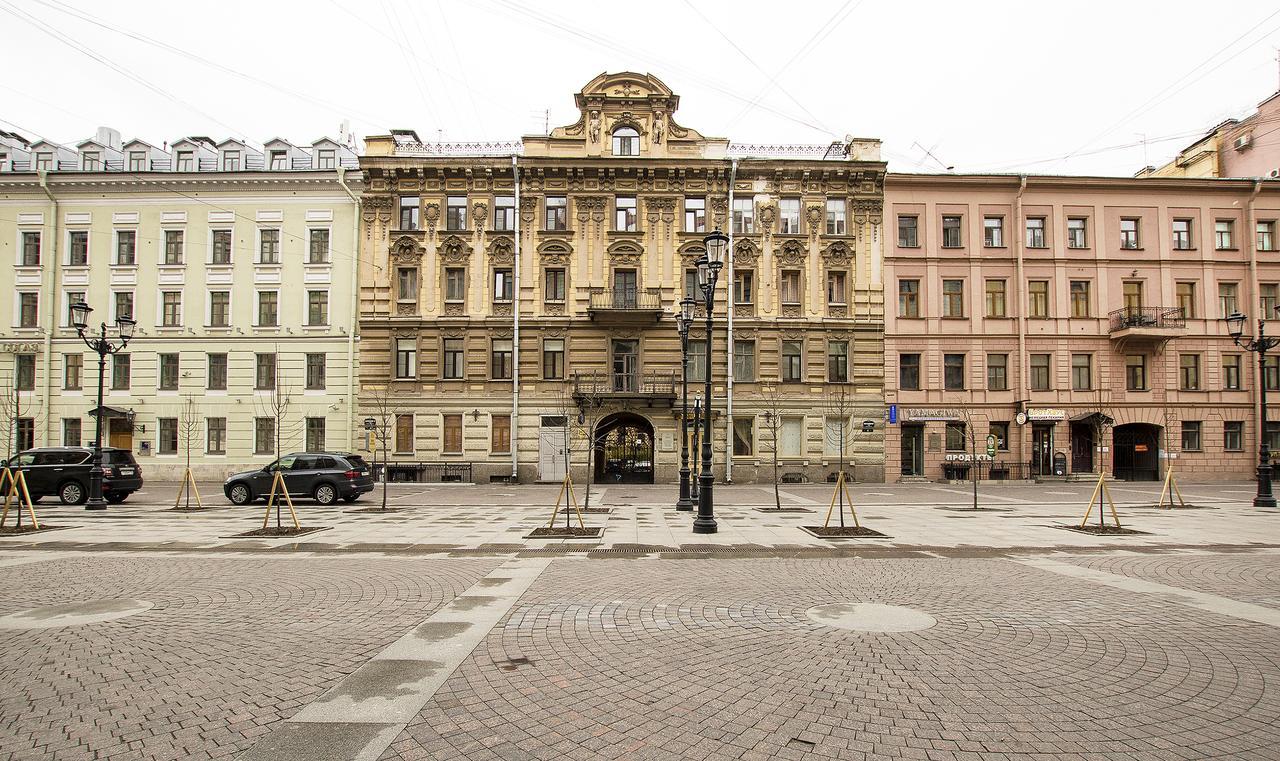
[888,404,898,424]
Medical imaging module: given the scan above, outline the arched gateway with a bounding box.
[593,412,655,484]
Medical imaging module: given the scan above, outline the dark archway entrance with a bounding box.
[1113,423,1160,481]
[593,412,654,484]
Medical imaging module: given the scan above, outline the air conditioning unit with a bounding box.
[1234,134,1252,150]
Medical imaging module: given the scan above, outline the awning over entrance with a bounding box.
[1070,412,1114,427]
[88,405,132,419]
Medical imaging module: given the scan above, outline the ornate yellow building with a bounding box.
[357,73,886,484]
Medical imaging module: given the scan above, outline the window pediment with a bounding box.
[439,234,472,264]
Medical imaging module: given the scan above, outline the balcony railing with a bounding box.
[1108,306,1185,333]
[572,371,676,400]
[587,288,662,311]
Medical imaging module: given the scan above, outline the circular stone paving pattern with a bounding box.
[805,602,937,632]
[0,598,153,629]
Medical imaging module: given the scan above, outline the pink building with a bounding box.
[884,173,1280,482]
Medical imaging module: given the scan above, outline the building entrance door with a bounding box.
[1070,422,1094,474]
[107,418,133,450]
[611,339,638,392]
[538,416,568,483]
[900,424,923,477]
[1113,423,1160,481]
[1031,424,1053,476]
[593,412,654,484]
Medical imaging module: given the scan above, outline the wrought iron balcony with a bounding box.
[571,371,677,406]
[1108,307,1186,342]
[586,288,664,324]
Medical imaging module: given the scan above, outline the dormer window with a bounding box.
[176,151,194,171]
[128,151,146,171]
[35,152,52,171]
[269,150,287,170]
[316,149,335,169]
[221,150,240,171]
[81,152,99,171]
[612,127,639,156]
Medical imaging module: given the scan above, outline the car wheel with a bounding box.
[105,493,127,504]
[59,481,87,505]
[227,483,252,505]
[313,483,337,505]
[343,494,359,503]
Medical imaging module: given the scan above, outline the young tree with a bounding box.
[571,383,606,514]
[760,384,785,511]
[363,383,397,511]
[822,384,858,528]
[0,373,29,463]
[253,356,299,529]
[952,403,987,510]
[174,395,204,509]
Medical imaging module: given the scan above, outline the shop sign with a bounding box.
[944,453,994,462]
[1026,408,1066,422]
[902,407,962,422]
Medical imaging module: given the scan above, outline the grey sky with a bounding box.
[3,0,1279,176]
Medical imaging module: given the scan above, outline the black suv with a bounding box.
[223,452,374,506]
[2,447,143,504]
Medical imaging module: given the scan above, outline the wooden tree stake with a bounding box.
[0,467,39,529]
[261,469,299,529]
[547,472,585,529]
[822,471,861,529]
[173,468,205,510]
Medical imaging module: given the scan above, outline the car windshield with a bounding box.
[273,456,297,471]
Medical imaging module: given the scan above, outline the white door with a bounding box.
[538,420,567,482]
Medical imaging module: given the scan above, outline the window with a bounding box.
[1030,354,1051,391]
[176,151,193,172]
[305,353,326,390]
[1176,282,1196,319]
[210,291,230,327]
[445,268,466,302]
[984,279,1006,317]
[316,149,336,170]
[395,338,417,379]
[397,267,418,303]
[683,197,705,232]
[897,215,918,247]
[255,353,276,390]
[443,338,464,380]
[493,196,515,231]
[987,353,1008,391]
[159,353,179,390]
[128,151,146,171]
[544,268,566,302]
[824,417,848,455]
[1126,354,1147,390]
[780,270,802,305]
[899,353,920,390]
[1120,217,1140,249]
[944,354,965,390]
[825,199,846,235]
[206,417,227,454]
[114,291,134,321]
[15,354,35,391]
[491,339,513,379]
[945,422,966,451]
[733,340,755,382]
[1219,282,1239,318]
[446,196,467,231]
[942,279,964,317]
[1123,281,1144,312]
[1028,280,1049,318]
[212,230,232,264]
[1262,283,1279,317]
[442,414,463,454]
[259,229,280,263]
[158,418,178,455]
[112,354,130,390]
[1215,220,1234,250]
[990,421,1010,451]
[612,127,639,156]
[1181,421,1202,452]
[734,270,754,304]
[18,293,38,328]
[1067,217,1087,248]
[827,340,849,383]
[257,291,278,327]
[545,196,567,230]
[308,229,329,264]
[60,291,83,328]
[1173,218,1193,250]
[1224,421,1244,451]
[1179,354,1201,390]
[491,415,511,454]
[63,418,81,447]
[688,340,707,382]
[254,418,275,455]
[732,418,754,456]
[983,216,1003,247]
[400,196,420,230]
[20,231,40,266]
[1223,354,1241,390]
[779,199,801,234]
[1258,221,1276,252]
[1268,356,1280,391]
[781,340,803,383]
[161,291,182,327]
[898,279,919,317]
[615,196,637,231]
[1071,353,1091,391]
[305,418,325,452]
[941,215,962,247]
[116,230,136,265]
[732,198,754,234]
[208,353,227,391]
[267,150,286,171]
[684,269,699,300]
[1025,217,1046,248]
[221,150,240,171]
[14,418,33,451]
[163,230,184,264]
[395,414,414,453]
[826,271,847,305]
[82,152,99,171]
[780,417,803,457]
[493,269,513,302]
[542,339,565,379]
[68,230,88,265]
[64,353,82,390]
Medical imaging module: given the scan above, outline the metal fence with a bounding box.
[374,462,473,483]
[942,460,1035,481]
[1108,306,1185,332]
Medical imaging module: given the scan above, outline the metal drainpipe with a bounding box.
[38,171,58,447]
[1247,179,1264,449]
[511,155,521,481]
[724,158,737,483]
[1014,175,1027,471]
[336,166,360,457]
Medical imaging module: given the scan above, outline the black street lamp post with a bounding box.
[690,394,702,500]
[69,301,136,511]
[675,298,695,511]
[1227,311,1279,508]
[693,230,727,534]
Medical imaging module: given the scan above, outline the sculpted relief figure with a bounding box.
[588,110,601,144]
[652,111,665,144]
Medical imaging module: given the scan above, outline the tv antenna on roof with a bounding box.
[911,141,954,172]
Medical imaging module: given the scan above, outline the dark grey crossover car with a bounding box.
[3,446,143,504]
[223,452,374,506]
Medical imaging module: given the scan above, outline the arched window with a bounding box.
[612,127,639,156]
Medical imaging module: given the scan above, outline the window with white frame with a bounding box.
[825,199,846,235]
[211,229,232,264]
[493,196,515,231]
[779,198,801,234]
[221,150,240,171]
[308,228,329,264]
[732,198,754,234]
[20,231,40,266]
[307,290,329,326]
[163,229,184,264]
[259,228,280,263]
[161,291,182,327]
[115,230,136,265]
[209,291,230,327]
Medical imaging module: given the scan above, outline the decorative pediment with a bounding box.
[678,239,706,267]
[488,236,515,265]
[390,329,417,339]
[537,237,573,265]
[732,238,759,267]
[439,235,472,264]
[607,238,643,266]
[390,235,424,265]
[820,239,852,266]
[806,205,824,232]
[777,238,806,267]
